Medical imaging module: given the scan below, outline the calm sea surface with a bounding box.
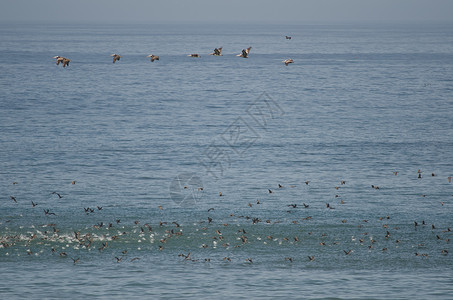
[1,23,453,299]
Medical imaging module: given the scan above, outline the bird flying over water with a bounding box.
[237,47,252,58]
[210,47,223,56]
[53,56,71,67]
[283,59,293,66]
[188,54,200,57]
[111,54,122,63]
[147,54,159,62]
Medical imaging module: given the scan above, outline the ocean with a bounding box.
[1,22,453,299]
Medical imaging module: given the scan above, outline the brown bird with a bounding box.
[147,54,160,62]
[53,56,71,67]
[111,54,122,63]
[282,59,293,66]
[210,47,223,56]
[237,47,252,58]
[448,176,451,183]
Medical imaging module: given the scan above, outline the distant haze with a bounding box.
[1,0,453,24]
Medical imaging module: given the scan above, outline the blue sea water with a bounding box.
[1,22,453,299]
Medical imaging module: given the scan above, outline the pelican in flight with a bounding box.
[209,47,223,56]
[283,59,294,66]
[111,54,122,63]
[147,54,159,62]
[53,56,71,67]
[237,47,252,58]
[188,54,201,58]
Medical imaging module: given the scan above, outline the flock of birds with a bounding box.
[1,171,452,265]
[53,37,295,68]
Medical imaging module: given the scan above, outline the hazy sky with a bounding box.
[1,0,452,24]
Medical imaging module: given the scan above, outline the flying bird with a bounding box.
[188,54,201,57]
[210,47,223,56]
[111,54,122,63]
[147,54,160,62]
[283,59,293,66]
[53,56,71,67]
[237,47,252,58]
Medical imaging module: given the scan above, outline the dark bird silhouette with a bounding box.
[308,256,315,262]
[285,257,293,262]
[115,257,123,263]
[188,54,200,57]
[43,209,56,216]
[10,196,17,203]
[111,54,122,63]
[52,192,62,199]
[285,36,292,40]
[344,250,352,255]
[303,203,309,208]
[208,208,215,212]
[31,201,38,207]
[72,257,80,264]
[268,189,273,194]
